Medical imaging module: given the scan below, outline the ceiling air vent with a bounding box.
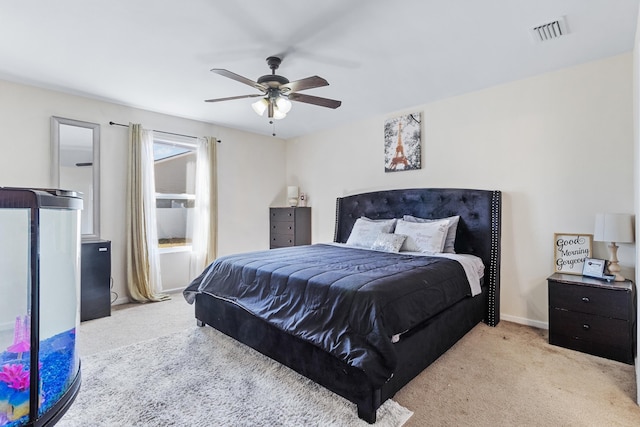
[530,17,568,43]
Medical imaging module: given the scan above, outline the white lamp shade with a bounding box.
[251,98,268,116]
[287,186,299,199]
[276,96,292,114]
[272,108,286,120]
[594,213,634,243]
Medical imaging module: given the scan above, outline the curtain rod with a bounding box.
[108,121,221,143]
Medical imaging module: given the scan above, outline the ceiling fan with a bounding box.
[205,56,342,120]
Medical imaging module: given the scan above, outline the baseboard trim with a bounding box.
[113,296,131,306]
[501,313,548,330]
[112,287,185,306]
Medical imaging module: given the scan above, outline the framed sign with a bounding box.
[553,233,593,275]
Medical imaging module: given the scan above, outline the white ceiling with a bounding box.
[0,0,638,139]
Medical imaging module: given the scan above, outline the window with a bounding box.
[153,136,197,251]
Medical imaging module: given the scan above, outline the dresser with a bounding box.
[547,273,636,364]
[81,239,112,321]
[269,207,311,248]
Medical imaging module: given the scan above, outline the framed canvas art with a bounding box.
[553,233,592,275]
[384,112,421,172]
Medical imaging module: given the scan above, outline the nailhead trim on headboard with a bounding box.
[487,190,502,326]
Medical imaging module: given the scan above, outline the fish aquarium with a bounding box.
[0,188,82,427]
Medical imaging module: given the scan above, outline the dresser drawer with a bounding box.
[271,208,295,222]
[548,281,630,320]
[271,221,295,235]
[271,234,295,248]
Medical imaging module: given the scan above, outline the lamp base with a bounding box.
[606,242,626,282]
[288,198,298,207]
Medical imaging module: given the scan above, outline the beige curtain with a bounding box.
[189,136,218,279]
[125,123,169,302]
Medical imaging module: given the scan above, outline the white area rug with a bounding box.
[58,326,413,426]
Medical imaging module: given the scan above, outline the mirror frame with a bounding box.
[51,116,101,241]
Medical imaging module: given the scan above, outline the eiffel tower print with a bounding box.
[384,112,421,172]
[388,123,409,170]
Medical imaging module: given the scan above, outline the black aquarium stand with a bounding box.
[81,240,112,322]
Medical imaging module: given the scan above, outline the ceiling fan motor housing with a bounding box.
[257,74,290,88]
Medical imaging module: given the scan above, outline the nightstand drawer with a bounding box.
[549,332,632,364]
[549,281,629,320]
[549,308,628,345]
[271,222,295,235]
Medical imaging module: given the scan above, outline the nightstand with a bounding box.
[269,207,311,248]
[547,272,636,364]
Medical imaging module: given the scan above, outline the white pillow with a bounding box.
[370,233,406,253]
[394,219,449,254]
[403,215,460,253]
[346,218,396,248]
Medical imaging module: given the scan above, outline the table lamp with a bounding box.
[593,213,634,281]
[287,186,299,207]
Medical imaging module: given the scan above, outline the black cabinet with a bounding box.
[81,240,111,321]
[269,207,311,248]
[548,273,636,364]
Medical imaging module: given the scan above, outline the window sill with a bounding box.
[158,245,192,254]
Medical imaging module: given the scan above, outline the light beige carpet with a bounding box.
[60,326,412,426]
[77,295,640,426]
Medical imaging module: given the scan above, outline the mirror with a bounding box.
[51,116,100,240]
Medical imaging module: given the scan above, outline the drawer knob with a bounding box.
[582,324,590,330]
[581,297,590,303]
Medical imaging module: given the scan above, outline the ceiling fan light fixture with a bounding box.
[207,56,341,125]
[251,98,269,116]
[276,96,292,114]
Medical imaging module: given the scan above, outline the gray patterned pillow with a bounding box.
[346,218,397,248]
[370,233,407,253]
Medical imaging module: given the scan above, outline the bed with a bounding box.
[184,188,501,423]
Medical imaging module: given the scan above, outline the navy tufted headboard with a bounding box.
[333,188,502,326]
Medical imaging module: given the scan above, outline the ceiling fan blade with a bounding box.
[280,76,329,93]
[210,69,267,91]
[289,93,342,109]
[204,94,264,103]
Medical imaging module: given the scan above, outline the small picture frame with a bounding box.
[582,258,606,279]
[553,233,592,275]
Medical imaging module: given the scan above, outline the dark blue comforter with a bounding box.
[183,243,472,386]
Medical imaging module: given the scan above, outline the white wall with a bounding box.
[286,53,635,328]
[633,6,640,405]
[0,79,286,303]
